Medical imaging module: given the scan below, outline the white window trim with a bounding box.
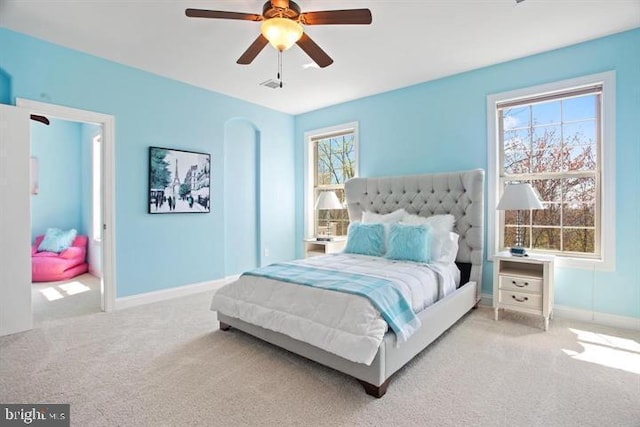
[304,121,359,239]
[487,71,616,270]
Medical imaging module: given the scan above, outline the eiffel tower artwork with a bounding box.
[148,147,211,214]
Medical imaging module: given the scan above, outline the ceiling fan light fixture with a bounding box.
[261,17,303,51]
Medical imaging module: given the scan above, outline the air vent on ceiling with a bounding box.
[260,79,283,89]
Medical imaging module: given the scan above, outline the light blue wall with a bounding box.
[30,118,84,242]
[3,24,637,318]
[0,67,9,104]
[295,29,640,319]
[224,119,260,276]
[1,27,296,297]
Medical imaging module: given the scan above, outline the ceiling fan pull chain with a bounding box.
[278,50,283,88]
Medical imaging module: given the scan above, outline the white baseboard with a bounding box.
[480,293,640,331]
[552,304,640,331]
[115,275,240,311]
[88,267,101,278]
[479,294,492,307]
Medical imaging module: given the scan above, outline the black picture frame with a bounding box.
[148,146,211,214]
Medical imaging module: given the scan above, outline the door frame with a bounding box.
[17,98,117,312]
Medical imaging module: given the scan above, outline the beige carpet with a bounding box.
[1,291,639,427]
[31,273,102,325]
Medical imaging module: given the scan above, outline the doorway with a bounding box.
[17,98,116,317]
[30,117,103,323]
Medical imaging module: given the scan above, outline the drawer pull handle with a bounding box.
[512,295,528,303]
[512,280,528,288]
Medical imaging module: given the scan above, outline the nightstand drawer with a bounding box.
[499,274,542,293]
[499,290,542,310]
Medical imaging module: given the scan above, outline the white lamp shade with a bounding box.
[315,191,342,210]
[261,18,303,51]
[496,183,544,210]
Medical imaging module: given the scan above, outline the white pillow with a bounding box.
[434,232,459,264]
[401,213,455,234]
[401,214,458,262]
[361,208,408,224]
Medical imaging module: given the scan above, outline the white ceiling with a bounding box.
[1,0,639,115]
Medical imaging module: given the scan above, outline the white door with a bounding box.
[0,104,32,336]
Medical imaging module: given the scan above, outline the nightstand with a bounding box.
[303,238,346,257]
[493,252,555,331]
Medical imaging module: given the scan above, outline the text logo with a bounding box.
[1,404,69,427]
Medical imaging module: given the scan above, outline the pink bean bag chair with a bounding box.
[32,234,89,282]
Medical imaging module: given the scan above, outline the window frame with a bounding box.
[304,122,359,239]
[487,72,616,270]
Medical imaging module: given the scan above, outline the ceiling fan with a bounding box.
[185,1,372,69]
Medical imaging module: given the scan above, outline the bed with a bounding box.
[212,169,484,397]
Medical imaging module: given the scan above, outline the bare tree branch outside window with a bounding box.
[500,93,599,256]
[314,133,356,236]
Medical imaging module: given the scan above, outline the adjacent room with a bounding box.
[0,1,638,426]
[29,116,104,324]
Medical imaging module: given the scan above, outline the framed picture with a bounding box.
[149,147,211,214]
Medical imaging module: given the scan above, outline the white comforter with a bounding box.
[211,253,460,365]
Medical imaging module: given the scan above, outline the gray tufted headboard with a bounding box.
[344,169,484,293]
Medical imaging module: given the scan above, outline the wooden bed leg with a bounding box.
[219,322,231,331]
[358,378,391,398]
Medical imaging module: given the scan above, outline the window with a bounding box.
[488,72,615,269]
[304,122,358,238]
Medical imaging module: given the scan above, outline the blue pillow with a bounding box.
[37,228,78,253]
[385,223,431,263]
[344,222,385,257]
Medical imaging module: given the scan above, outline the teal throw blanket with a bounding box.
[244,263,420,342]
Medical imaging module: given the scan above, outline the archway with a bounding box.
[223,118,261,276]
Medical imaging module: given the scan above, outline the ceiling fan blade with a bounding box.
[237,34,269,65]
[296,33,333,68]
[270,0,290,9]
[185,8,262,22]
[30,114,50,126]
[300,9,372,25]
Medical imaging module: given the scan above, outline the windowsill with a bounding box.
[553,255,614,271]
[489,251,614,271]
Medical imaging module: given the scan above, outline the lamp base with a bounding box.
[509,247,527,257]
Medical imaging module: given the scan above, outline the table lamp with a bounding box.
[314,191,342,241]
[496,182,544,256]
